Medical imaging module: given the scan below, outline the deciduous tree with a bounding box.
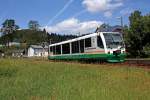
[28,20,40,31]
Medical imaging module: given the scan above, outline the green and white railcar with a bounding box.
[48,32,126,63]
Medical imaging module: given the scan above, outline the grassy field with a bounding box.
[0,59,150,100]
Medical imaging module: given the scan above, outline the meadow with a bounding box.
[0,58,150,100]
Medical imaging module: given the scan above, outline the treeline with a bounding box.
[0,29,77,45]
[124,11,150,58]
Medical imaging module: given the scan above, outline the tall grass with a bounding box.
[0,58,150,100]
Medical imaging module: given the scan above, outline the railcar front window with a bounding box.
[104,33,124,49]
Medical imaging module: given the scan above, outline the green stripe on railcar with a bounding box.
[48,53,126,63]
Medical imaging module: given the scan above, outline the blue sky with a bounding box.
[0,0,150,34]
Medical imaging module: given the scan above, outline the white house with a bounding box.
[27,45,48,57]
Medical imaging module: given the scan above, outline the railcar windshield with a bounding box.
[103,33,124,49]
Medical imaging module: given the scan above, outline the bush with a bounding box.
[143,44,150,57]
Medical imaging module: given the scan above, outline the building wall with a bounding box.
[28,47,48,57]
[28,47,34,57]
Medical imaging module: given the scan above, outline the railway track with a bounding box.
[83,59,150,66]
[125,59,150,66]
[49,59,150,67]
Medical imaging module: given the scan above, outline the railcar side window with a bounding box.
[85,38,91,48]
[62,43,70,54]
[97,36,104,48]
[72,41,79,53]
[52,46,56,55]
[56,45,61,54]
[80,40,84,53]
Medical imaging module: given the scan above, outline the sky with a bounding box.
[0,0,150,35]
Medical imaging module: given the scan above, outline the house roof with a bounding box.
[30,45,48,49]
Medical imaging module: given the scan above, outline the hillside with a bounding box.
[0,29,77,45]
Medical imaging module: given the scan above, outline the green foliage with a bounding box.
[125,11,150,57]
[0,59,150,100]
[0,29,77,45]
[0,19,19,46]
[1,19,19,35]
[49,33,77,44]
[0,33,14,46]
[143,44,150,57]
[0,46,19,56]
[28,20,40,31]
[13,29,48,44]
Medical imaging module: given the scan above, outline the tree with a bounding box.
[1,19,19,46]
[142,14,150,57]
[28,20,40,31]
[1,19,19,35]
[125,11,150,57]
